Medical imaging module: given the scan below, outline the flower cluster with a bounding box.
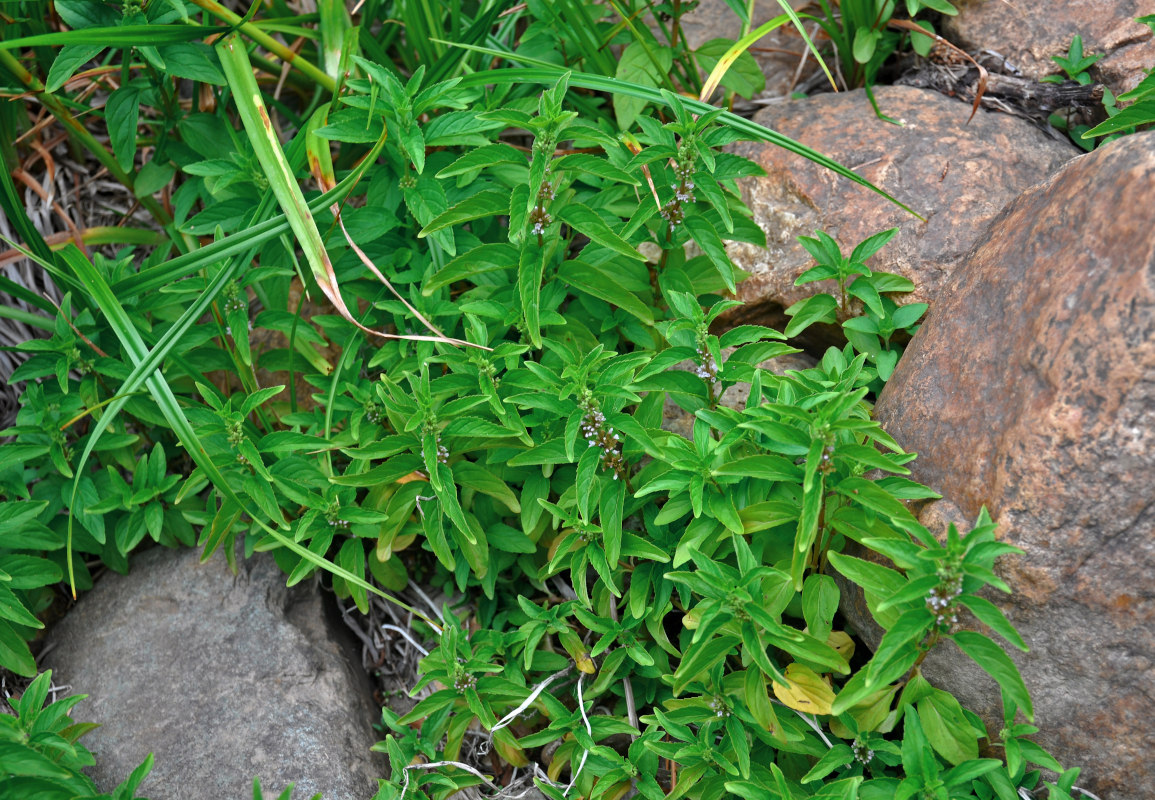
[852,737,875,766]
[452,667,476,694]
[579,399,625,480]
[325,499,350,529]
[221,283,247,315]
[694,342,720,402]
[436,440,450,465]
[708,695,732,718]
[530,174,556,238]
[926,567,964,630]
[659,158,696,232]
[363,399,384,426]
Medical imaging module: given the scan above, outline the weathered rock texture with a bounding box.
[44,545,383,800]
[944,0,1155,94]
[870,131,1155,798]
[724,86,1077,330]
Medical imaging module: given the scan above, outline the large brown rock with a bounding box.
[944,0,1155,94]
[868,131,1155,798]
[724,86,1077,331]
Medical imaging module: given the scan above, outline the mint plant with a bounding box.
[0,670,153,799]
[784,228,927,382]
[0,1,1087,798]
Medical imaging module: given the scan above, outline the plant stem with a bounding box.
[189,0,336,94]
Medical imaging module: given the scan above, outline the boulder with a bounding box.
[723,85,1078,333]
[44,545,384,799]
[867,131,1155,798]
[943,0,1155,94]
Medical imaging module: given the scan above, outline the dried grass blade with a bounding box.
[218,35,474,349]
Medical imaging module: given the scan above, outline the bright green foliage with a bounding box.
[1048,21,1155,150]
[0,1,1084,799]
[785,228,927,383]
[796,0,956,118]
[0,670,153,798]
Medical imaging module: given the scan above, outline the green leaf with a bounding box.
[554,153,639,186]
[46,44,104,93]
[801,744,854,783]
[784,293,838,338]
[558,260,654,325]
[683,215,736,293]
[557,204,645,262]
[918,688,981,765]
[419,190,511,237]
[518,244,547,348]
[694,38,766,99]
[802,573,839,641]
[156,42,225,84]
[852,27,881,64]
[436,142,526,178]
[673,635,740,696]
[950,631,1033,721]
[866,608,933,687]
[0,621,36,677]
[613,41,672,129]
[957,594,1027,651]
[452,461,521,513]
[426,243,517,293]
[1083,99,1155,137]
[105,85,141,172]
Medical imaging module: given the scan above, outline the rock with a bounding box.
[662,350,816,440]
[44,545,383,799]
[674,0,820,99]
[723,85,1078,334]
[866,131,1155,798]
[943,0,1155,94]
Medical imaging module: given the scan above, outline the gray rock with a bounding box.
[44,545,384,800]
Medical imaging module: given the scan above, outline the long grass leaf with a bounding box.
[0,25,226,50]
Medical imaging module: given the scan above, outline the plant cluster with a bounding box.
[0,1,1089,799]
[796,0,957,118]
[1045,19,1155,149]
[0,670,152,799]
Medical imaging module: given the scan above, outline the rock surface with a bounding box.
[44,545,383,800]
[723,85,1077,331]
[943,0,1155,94]
[866,131,1155,798]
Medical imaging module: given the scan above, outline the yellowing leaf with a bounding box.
[772,663,836,715]
[827,630,855,661]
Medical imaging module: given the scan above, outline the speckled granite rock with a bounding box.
[860,131,1155,799]
[722,85,1078,331]
[43,545,383,800]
